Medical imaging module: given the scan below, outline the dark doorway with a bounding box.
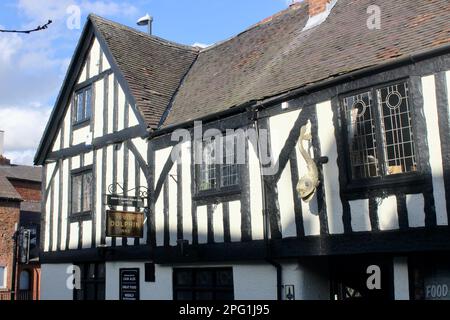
[330,256,393,300]
[73,263,106,300]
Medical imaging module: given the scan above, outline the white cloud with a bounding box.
[0,0,139,165]
[192,42,212,49]
[0,106,52,152]
[3,149,38,166]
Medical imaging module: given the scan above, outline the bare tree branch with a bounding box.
[0,20,52,34]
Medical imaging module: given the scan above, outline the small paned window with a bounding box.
[71,169,93,216]
[343,81,417,181]
[173,268,234,301]
[74,86,92,124]
[196,135,240,195]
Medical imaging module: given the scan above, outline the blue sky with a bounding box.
[0,0,290,165]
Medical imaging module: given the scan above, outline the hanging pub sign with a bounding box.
[120,268,140,301]
[106,210,144,238]
[106,194,144,208]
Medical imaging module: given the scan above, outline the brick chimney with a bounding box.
[302,0,337,31]
[309,0,333,16]
[0,130,11,166]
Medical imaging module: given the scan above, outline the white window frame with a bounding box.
[0,266,7,289]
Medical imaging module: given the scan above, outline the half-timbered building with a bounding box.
[35,0,450,300]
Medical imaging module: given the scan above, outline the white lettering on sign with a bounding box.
[426,284,449,299]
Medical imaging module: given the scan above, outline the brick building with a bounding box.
[0,131,42,300]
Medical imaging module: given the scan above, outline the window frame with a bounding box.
[70,166,93,220]
[193,135,242,200]
[173,267,234,301]
[340,78,422,189]
[73,263,105,301]
[0,266,6,289]
[73,85,93,127]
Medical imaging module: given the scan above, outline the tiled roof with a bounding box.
[0,165,42,182]
[90,15,199,128]
[162,0,450,126]
[0,165,41,201]
[0,176,21,201]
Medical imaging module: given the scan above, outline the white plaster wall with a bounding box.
[78,62,87,84]
[155,147,172,246]
[197,205,208,244]
[93,78,104,138]
[84,151,93,166]
[61,158,69,250]
[95,149,103,246]
[378,196,399,231]
[406,194,426,228]
[248,138,264,240]
[52,169,60,252]
[233,263,277,300]
[422,75,448,226]
[107,74,114,134]
[281,260,330,300]
[350,199,371,232]
[69,222,79,250]
[117,85,126,131]
[105,145,114,246]
[316,101,343,234]
[51,130,61,152]
[72,126,91,146]
[41,264,73,300]
[278,162,296,238]
[181,141,193,244]
[89,38,101,77]
[229,201,241,242]
[393,257,410,300]
[128,104,140,127]
[102,51,111,70]
[106,262,173,300]
[63,106,71,148]
[82,220,92,248]
[168,164,178,246]
[72,155,80,170]
[269,109,301,162]
[213,204,224,243]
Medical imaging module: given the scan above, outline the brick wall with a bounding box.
[9,180,41,202]
[0,201,20,291]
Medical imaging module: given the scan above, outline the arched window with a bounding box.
[19,270,30,291]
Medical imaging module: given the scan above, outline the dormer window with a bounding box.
[342,81,417,181]
[74,86,92,124]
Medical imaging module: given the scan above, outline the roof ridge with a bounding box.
[199,2,305,53]
[88,14,200,53]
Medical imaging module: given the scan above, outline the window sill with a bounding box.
[344,172,427,195]
[193,187,241,202]
[69,211,92,222]
[72,119,90,130]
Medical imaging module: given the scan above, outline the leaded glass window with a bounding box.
[71,169,93,215]
[196,134,240,194]
[74,86,92,124]
[343,81,417,181]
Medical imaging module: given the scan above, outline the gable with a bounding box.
[46,34,144,157]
